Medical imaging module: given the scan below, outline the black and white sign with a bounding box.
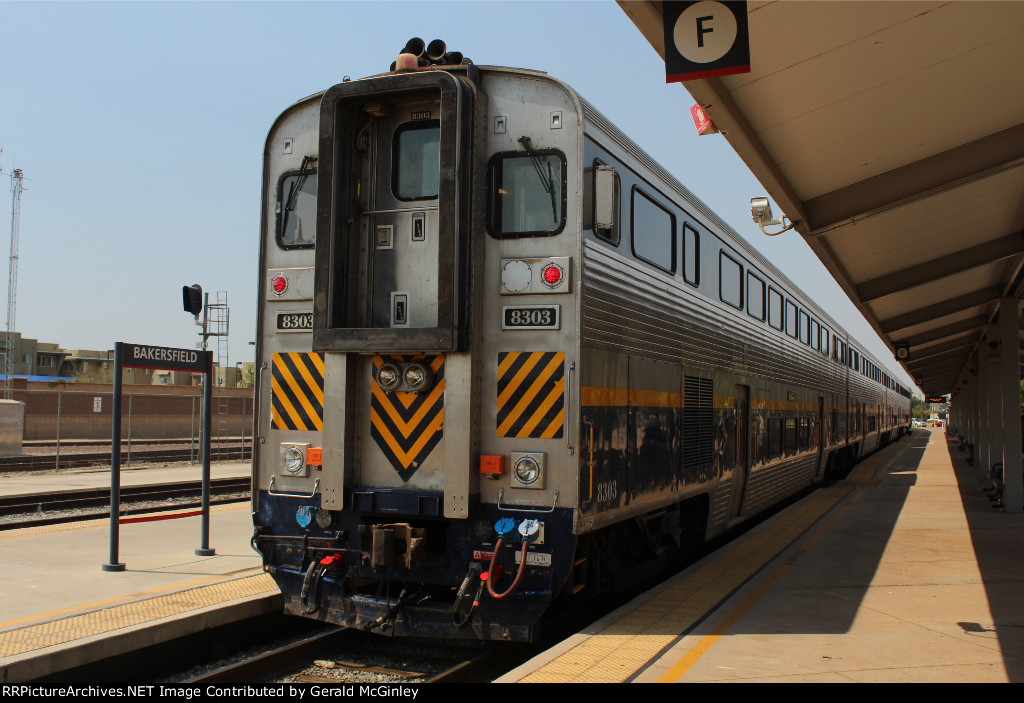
[276,311,314,332]
[122,342,206,372]
[502,305,560,330]
[664,1,750,83]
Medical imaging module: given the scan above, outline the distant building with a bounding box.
[2,336,244,387]
[60,348,156,384]
[0,332,68,378]
[151,364,241,388]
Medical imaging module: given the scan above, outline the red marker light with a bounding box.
[272,274,288,295]
[542,264,562,286]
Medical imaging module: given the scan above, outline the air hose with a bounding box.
[364,588,430,632]
[452,564,486,630]
[486,537,530,600]
[300,554,345,614]
[300,560,327,614]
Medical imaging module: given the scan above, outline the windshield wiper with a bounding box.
[518,136,557,223]
[281,155,316,239]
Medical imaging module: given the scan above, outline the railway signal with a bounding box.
[182,284,203,316]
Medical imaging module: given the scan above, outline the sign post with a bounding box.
[102,343,126,572]
[103,342,213,571]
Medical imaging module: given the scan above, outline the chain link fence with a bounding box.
[2,384,253,470]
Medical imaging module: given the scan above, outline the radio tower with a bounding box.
[5,168,24,399]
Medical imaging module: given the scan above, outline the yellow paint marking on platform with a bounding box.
[517,438,912,684]
[657,442,907,682]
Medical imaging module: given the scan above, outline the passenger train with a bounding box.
[251,39,911,641]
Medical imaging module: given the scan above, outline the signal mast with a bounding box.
[3,162,25,400]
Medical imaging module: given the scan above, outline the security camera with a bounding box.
[750,197,772,224]
[748,196,798,236]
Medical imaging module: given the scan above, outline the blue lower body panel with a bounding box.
[252,489,577,642]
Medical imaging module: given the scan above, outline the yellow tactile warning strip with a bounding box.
[514,440,908,683]
[0,571,276,657]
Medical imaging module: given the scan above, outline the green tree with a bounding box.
[240,361,255,389]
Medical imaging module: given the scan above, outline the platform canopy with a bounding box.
[620,1,1024,397]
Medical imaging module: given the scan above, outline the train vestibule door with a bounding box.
[364,99,442,332]
[814,395,825,478]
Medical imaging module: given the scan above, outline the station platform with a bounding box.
[4,433,1021,684]
[498,427,1024,683]
[0,461,276,683]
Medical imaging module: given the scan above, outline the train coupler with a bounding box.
[358,523,427,570]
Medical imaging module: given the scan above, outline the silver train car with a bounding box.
[252,39,911,641]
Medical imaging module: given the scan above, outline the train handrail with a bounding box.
[496,488,559,514]
[268,475,320,499]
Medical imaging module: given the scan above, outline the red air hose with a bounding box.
[486,537,530,599]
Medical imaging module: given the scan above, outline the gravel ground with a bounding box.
[273,636,489,684]
[155,621,490,684]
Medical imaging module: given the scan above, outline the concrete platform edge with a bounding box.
[0,592,282,683]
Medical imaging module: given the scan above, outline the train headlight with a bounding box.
[282,446,305,475]
[511,452,544,489]
[403,362,433,392]
[376,363,401,392]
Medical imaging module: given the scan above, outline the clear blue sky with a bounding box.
[0,0,916,391]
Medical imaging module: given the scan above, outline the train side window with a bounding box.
[747,272,765,321]
[821,328,830,356]
[785,300,798,338]
[784,418,797,455]
[719,251,743,309]
[768,417,783,458]
[810,319,819,350]
[767,288,783,330]
[276,167,318,249]
[584,159,620,245]
[631,187,675,273]
[393,121,440,201]
[798,310,810,345]
[683,224,700,286]
[486,148,567,238]
[798,417,810,450]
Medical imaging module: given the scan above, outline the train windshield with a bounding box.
[277,169,317,248]
[487,150,565,237]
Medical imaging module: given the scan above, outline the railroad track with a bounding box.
[0,477,251,527]
[185,626,498,684]
[0,443,252,472]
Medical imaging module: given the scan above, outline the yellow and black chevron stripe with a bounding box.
[370,355,445,482]
[271,353,324,431]
[497,352,564,439]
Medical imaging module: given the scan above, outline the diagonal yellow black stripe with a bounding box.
[271,353,324,431]
[370,355,445,482]
[497,352,564,438]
